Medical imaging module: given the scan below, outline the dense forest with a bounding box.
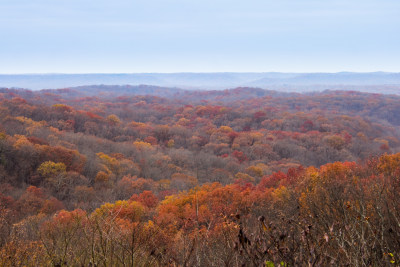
[1,86,400,266]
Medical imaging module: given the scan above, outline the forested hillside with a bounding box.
[1,86,400,266]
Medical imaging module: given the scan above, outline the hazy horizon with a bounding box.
[2,72,400,94]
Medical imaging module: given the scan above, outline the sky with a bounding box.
[0,0,399,73]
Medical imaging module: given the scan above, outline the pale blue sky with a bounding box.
[0,0,399,73]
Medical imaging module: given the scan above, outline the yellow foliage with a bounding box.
[246,165,263,177]
[378,153,400,176]
[15,116,35,124]
[95,171,110,183]
[250,131,264,141]
[37,161,67,177]
[130,121,148,128]
[14,116,47,134]
[272,186,290,200]
[97,152,117,165]
[167,139,175,148]
[51,104,73,114]
[374,138,389,146]
[106,114,121,125]
[158,179,171,190]
[144,220,157,232]
[305,166,319,182]
[49,126,60,134]
[93,200,145,222]
[177,118,190,126]
[219,126,233,133]
[235,172,255,183]
[52,103,66,108]
[96,152,121,174]
[133,140,153,151]
[13,135,33,149]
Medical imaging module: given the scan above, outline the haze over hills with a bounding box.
[1,72,400,94]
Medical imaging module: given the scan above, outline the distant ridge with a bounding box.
[1,72,400,92]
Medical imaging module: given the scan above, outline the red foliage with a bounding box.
[130,190,159,208]
[232,150,248,163]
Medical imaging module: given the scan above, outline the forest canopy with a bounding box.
[1,86,400,266]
